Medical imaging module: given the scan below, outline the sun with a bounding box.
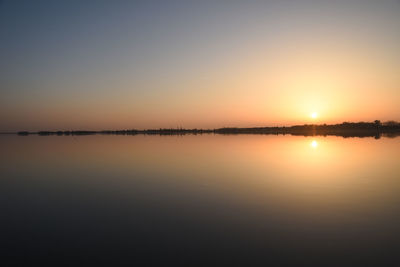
[310,112,318,119]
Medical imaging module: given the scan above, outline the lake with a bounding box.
[1,134,400,266]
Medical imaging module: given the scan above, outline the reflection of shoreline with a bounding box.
[15,122,400,138]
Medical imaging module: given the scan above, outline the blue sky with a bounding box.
[1,0,399,131]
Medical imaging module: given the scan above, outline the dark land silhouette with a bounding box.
[15,120,400,138]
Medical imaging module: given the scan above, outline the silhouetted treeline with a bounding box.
[17,128,213,136]
[16,121,400,138]
[215,121,400,138]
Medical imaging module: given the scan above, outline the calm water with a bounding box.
[1,135,400,266]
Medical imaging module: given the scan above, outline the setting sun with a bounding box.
[311,112,318,119]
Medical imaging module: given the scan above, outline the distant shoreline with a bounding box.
[10,121,400,138]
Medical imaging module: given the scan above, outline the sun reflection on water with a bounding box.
[310,140,318,148]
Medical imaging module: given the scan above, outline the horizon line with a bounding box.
[1,119,399,134]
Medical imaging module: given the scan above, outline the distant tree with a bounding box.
[374,120,381,127]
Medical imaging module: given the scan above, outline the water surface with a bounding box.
[1,135,400,266]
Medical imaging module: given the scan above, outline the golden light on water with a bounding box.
[310,140,318,148]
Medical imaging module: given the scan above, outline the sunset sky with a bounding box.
[1,0,399,131]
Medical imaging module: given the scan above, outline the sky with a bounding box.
[1,0,399,131]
